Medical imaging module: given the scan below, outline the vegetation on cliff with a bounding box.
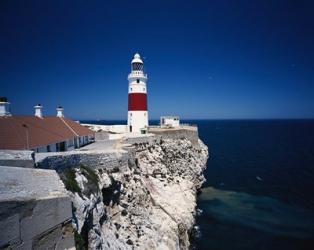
[60,168,81,194]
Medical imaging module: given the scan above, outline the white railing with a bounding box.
[128,72,147,78]
[180,123,198,127]
[148,124,198,130]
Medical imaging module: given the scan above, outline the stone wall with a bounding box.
[0,166,74,250]
[0,150,34,168]
[148,127,199,145]
[35,149,129,172]
[124,134,156,146]
[124,130,199,147]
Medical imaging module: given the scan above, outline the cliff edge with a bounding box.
[0,128,208,250]
[61,136,208,249]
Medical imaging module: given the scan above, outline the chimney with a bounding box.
[56,106,64,117]
[0,97,11,116]
[34,104,43,118]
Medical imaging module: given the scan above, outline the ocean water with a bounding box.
[82,119,314,249]
[191,120,314,250]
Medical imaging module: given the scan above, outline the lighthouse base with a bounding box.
[127,111,148,134]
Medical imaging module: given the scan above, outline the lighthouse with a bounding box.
[127,53,148,134]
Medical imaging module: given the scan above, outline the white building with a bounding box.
[160,116,180,128]
[0,100,94,152]
[127,53,149,134]
[0,97,11,117]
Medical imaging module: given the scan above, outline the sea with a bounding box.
[82,119,314,250]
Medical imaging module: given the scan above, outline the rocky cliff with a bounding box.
[62,137,208,250]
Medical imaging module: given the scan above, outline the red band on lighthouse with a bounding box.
[128,93,147,111]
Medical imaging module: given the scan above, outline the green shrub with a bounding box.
[80,165,99,192]
[61,169,81,194]
[74,230,86,250]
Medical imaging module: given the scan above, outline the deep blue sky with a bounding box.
[1,0,314,120]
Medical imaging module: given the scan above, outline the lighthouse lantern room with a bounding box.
[127,53,148,134]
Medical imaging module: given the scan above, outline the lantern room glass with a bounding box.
[132,62,143,71]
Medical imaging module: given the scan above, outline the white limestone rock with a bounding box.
[62,137,208,250]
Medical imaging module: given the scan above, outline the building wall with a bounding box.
[129,82,146,93]
[33,136,92,153]
[127,69,148,134]
[67,138,75,151]
[128,111,148,134]
[36,146,47,153]
[161,117,180,127]
[148,127,199,146]
[34,143,57,153]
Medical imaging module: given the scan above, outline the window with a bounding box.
[136,79,140,83]
[143,88,145,91]
[132,63,143,71]
[47,145,51,152]
[130,88,132,91]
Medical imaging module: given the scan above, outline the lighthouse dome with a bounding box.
[131,53,143,64]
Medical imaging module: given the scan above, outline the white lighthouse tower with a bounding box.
[127,53,148,134]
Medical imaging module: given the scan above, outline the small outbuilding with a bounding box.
[160,116,180,128]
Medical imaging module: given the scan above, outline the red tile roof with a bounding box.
[0,116,94,150]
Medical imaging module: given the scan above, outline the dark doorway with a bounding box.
[129,126,132,132]
[60,142,66,151]
[56,142,66,152]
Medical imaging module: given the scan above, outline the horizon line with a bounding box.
[77,118,314,121]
